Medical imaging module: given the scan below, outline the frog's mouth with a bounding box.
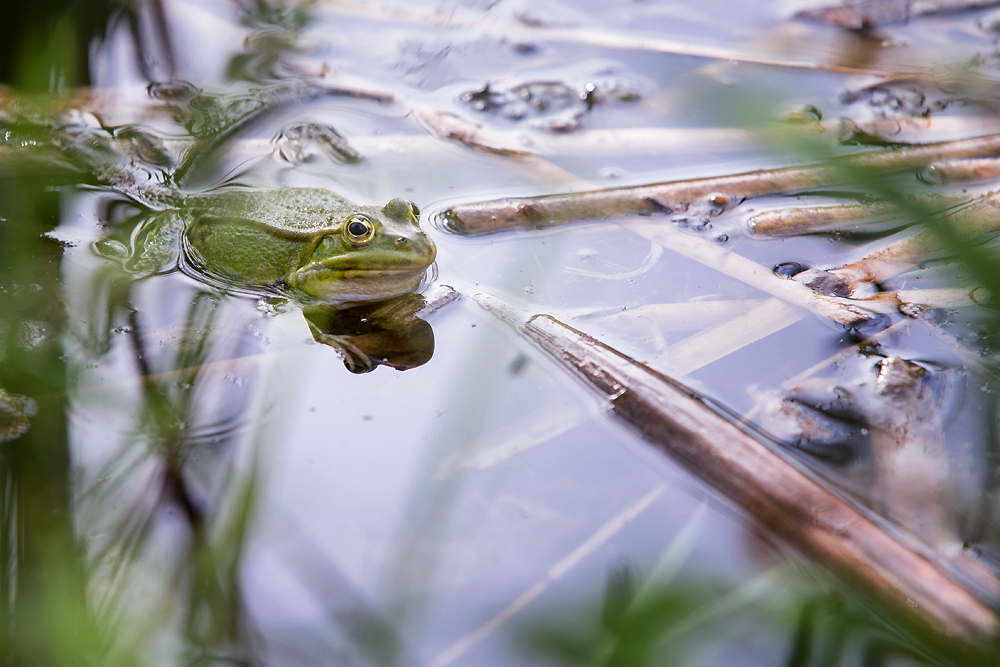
[287,257,435,302]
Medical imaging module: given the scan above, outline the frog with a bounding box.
[98,187,437,303]
[180,188,435,302]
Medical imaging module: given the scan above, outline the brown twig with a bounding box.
[441,132,1000,235]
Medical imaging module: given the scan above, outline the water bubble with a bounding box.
[917,163,947,185]
[146,80,201,102]
[707,192,730,209]
[784,105,823,123]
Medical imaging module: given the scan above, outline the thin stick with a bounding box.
[625,219,877,326]
[441,132,1000,235]
[831,192,1000,292]
[748,202,905,237]
[475,293,1000,651]
[427,484,668,667]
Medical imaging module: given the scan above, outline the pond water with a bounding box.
[4,0,1000,665]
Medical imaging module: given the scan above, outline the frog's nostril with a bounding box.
[395,237,406,244]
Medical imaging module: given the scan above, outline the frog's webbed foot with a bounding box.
[153,79,372,187]
[94,210,185,278]
[274,121,361,165]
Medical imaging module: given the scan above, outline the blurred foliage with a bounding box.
[0,152,260,662]
[0,0,116,91]
[0,140,99,662]
[0,3,255,661]
[515,562,999,667]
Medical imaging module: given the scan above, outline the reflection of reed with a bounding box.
[76,292,262,663]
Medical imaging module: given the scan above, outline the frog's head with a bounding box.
[287,198,437,301]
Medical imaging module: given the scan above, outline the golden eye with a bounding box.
[343,214,376,246]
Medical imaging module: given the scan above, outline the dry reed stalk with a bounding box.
[413,109,759,158]
[921,157,1000,184]
[568,299,768,332]
[660,298,807,377]
[441,132,1000,235]
[660,287,979,377]
[748,202,904,237]
[229,119,1000,166]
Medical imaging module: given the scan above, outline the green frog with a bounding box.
[104,187,436,303]
[181,188,435,302]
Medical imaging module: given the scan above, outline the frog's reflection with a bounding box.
[305,285,457,373]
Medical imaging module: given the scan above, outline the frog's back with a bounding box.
[185,187,356,233]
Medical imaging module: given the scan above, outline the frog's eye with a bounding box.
[405,200,421,222]
[343,214,376,246]
[382,198,422,226]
